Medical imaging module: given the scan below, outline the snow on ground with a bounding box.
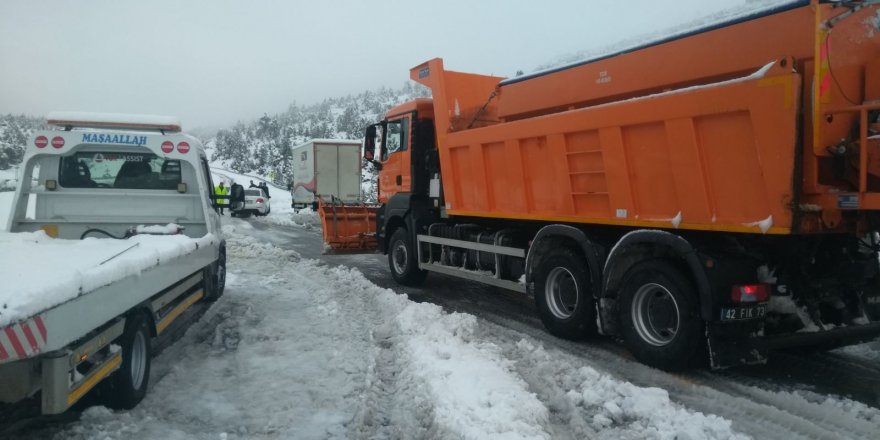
[42,221,746,440]
[0,229,218,327]
[210,167,321,229]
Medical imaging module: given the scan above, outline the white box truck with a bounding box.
[290,139,362,209]
[1,112,226,414]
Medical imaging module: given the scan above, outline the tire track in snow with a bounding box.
[285,263,441,439]
[247,221,880,438]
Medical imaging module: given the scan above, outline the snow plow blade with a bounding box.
[317,198,379,252]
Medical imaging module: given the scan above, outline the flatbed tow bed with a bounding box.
[0,113,227,414]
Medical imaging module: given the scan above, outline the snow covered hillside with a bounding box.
[208,82,428,189]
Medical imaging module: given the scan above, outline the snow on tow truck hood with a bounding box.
[0,229,216,327]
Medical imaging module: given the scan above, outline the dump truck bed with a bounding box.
[437,63,798,234]
[411,1,880,235]
[0,230,218,364]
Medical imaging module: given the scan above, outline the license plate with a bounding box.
[720,304,766,321]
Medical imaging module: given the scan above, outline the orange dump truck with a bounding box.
[320,0,880,369]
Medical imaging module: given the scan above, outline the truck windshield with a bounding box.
[59,152,182,189]
[382,118,408,161]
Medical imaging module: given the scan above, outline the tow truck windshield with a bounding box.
[59,152,182,190]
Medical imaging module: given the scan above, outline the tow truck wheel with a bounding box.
[106,313,152,409]
[204,248,226,301]
[618,260,703,371]
[388,228,427,286]
[534,247,597,340]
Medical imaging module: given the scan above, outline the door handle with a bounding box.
[396,175,402,185]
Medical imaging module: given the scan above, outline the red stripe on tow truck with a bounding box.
[4,327,26,358]
[0,339,8,360]
[21,322,40,354]
[34,316,47,343]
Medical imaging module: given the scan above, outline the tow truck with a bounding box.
[0,112,226,414]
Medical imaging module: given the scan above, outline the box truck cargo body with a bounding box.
[290,139,362,209]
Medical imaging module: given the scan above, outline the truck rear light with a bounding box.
[161,141,174,153]
[176,142,190,153]
[256,198,264,203]
[51,136,65,149]
[731,284,770,303]
[34,136,48,148]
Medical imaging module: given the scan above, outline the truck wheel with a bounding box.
[106,313,152,409]
[618,260,703,371]
[534,248,596,340]
[204,247,226,301]
[389,228,427,286]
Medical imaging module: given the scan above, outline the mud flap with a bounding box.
[706,325,768,370]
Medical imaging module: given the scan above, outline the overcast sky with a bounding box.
[0,0,793,129]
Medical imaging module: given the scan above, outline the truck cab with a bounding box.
[8,113,222,240]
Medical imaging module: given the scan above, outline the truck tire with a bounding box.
[106,313,152,409]
[388,228,427,286]
[618,260,703,371]
[534,248,596,340]
[204,248,226,301]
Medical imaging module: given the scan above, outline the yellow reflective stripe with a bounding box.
[156,289,204,334]
[67,352,122,406]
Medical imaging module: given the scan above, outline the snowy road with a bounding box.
[5,213,880,439]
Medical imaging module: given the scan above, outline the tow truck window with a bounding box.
[59,152,182,190]
[381,118,408,161]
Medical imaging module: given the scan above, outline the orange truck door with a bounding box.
[378,116,411,203]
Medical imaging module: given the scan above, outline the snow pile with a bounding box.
[391,292,551,439]
[256,206,321,229]
[0,230,217,326]
[221,224,300,260]
[134,223,182,235]
[510,339,746,440]
[310,262,552,439]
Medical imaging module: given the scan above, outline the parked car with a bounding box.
[233,188,270,217]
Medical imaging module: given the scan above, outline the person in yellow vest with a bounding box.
[215,182,229,215]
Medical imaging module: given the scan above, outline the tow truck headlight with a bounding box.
[177,183,187,193]
[46,179,57,191]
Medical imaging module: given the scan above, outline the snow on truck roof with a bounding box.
[47,111,182,132]
[0,229,218,328]
[501,0,807,87]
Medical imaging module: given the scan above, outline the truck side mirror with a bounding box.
[364,125,376,161]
